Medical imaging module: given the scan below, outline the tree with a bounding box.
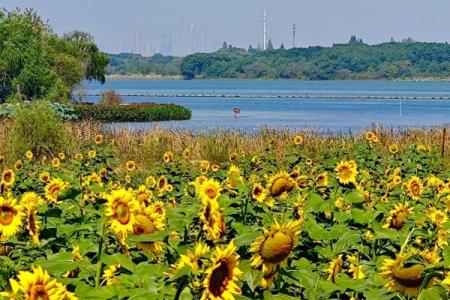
[0,9,108,102]
[280,43,285,50]
[222,42,228,49]
[267,39,274,51]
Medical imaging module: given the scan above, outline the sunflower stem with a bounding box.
[400,226,415,255]
[94,220,106,287]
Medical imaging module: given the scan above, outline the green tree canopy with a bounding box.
[0,9,108,102]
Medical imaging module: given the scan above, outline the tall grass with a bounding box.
[0,119,448,169]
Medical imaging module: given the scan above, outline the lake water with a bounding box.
[84,79,450,132]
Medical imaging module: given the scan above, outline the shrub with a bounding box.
[74,102,192,122]
[8,101,75,157]
[100,90,123,106]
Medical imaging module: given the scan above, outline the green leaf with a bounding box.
[344,190,365,204]
[234,232,260,247]
[101,253,135,272]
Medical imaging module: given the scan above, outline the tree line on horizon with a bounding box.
[109,38,450,81]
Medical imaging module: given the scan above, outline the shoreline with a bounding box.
[106,74,450,82]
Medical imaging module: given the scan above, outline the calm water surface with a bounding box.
[84,80,450,132]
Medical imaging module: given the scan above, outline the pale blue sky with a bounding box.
[3,0,450,56]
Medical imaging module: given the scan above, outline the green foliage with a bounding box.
[0,101,79,121]
[0,9,108,102]
[8,101,75,156]
[107,53,182,76]
[74,103,192,122]
[179,42,450,80]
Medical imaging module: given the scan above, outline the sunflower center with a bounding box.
[3,172,12,182]
[339,167,352,180]
[0,206,15,225]
[205,187,218,199]
[254,187,263,197]
[392,264,425,288]
[209,259,231,296]
[29,284,50,300]
[115,203,131,225]
[411,184,421,196]
[261,231,294,264]
[134,214,156,235]
[48,185,61,196]
[270,178,294,197]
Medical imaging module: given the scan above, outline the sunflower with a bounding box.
[51,158,60,168]
[305,158,313,166]
[163,151,173,163]
[389,144,399,154]
[326,255,343,282]
[157,176,168,191]
[126,160,137,172]
[132,207,165,255]
[383,202,413,230]
[296,175,310,189]
[250,220,301,287]
[293,135,303,145]
[199,200,225,241]
[105,189,139,240]
[227,165,241,178]
[252,184,267,204]
[1,169,15,188]
[405,176,423,200]
[198,179,222,204]
[427,207,448,228]
[170,243,210,276]
[211,164,220,172]
[315,172,329,187]
[103,264,120,286]
[146,176,156,188]
[58,153,65,160]
[229,152,238,162]
[182,148,191,160]
[3,265,76,299]
[41,155,48,165]
[380,249,439,297]
[335,160,358,185]
[135,185,152,208]
[0,196,24,241]
[88,150,96,159]
[14,160,23,170]
[365,131,375,141]
[21,192,44,208]
[25,151,33,160]
[266,171,296,198]
[99,168,108,177]
[416,144,428,152]
[44,178,67,204]
[94,134,103,144]
[39,172,50,183]
[75,153,83,160]
[201,241,242,300]
[24,204,40,245]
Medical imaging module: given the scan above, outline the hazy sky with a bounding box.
[3,0,450,56]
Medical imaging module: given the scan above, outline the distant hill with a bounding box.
[108,41,450,80]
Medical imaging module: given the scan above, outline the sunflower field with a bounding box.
[0,130,449,300]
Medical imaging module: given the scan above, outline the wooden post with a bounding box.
[442,127,447,159]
